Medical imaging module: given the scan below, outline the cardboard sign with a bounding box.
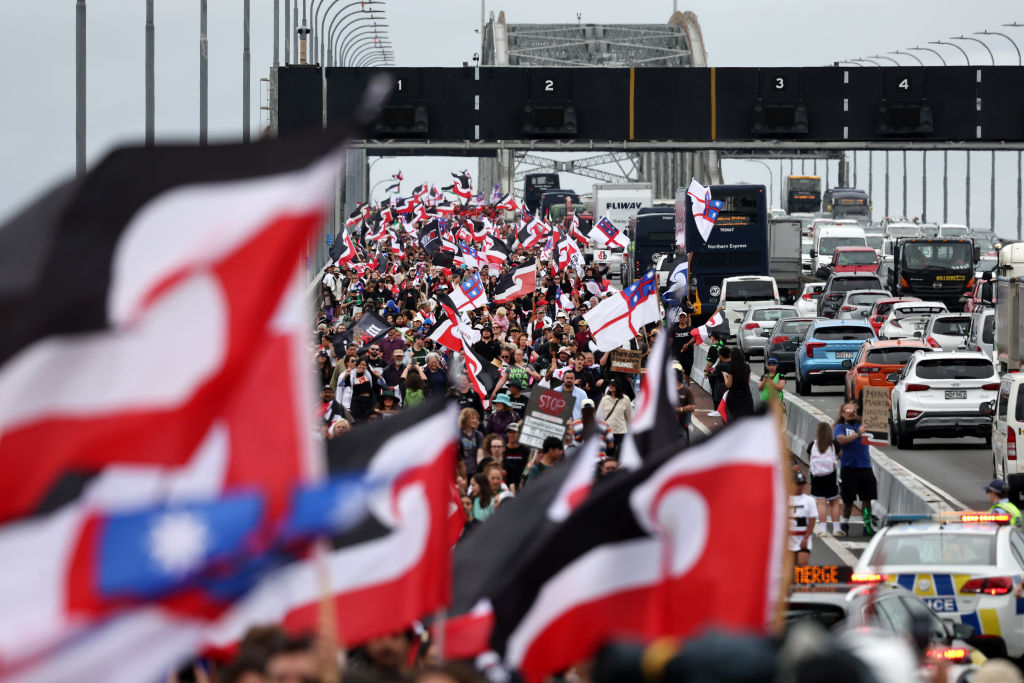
[609,349,643,374]
[860,386,890,446]
[520,388,574,449]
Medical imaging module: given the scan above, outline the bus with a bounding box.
[626,208,676,283]
[677,184,771,323]
[782,176,821,214]
[825,187,871,223]
[523,173,560,213]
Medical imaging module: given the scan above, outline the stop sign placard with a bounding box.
[537,389,567,416]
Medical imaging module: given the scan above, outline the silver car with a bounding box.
[835,289,890,321]
[737,304,799,357]
[795,282,823,317]
[966,307,995,359]
[921,313,971,351]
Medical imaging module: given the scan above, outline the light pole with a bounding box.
[320,0,385,66]
[76,0,86,177]
[340,29,388,66]
[932,41,971,225]
[891,50,925,219]
[909,46,948,222]
[855,57,884,66]
[356,52,393,67]
[284,0,290,64]
[998,25,1024,238]
[146,0,154,146]
[200,0,208,145]
[351,43,393,66]
[870,54,900,66]
[748,159,774,206]
[954,35,997,229]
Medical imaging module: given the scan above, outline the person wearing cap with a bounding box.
[789,471,818,567]
[381,348,408,392]
[472,326,501,363]
[486,393,518,436]
[985,479,1022,526]
[758,358,786,408]
[503,423,530,490]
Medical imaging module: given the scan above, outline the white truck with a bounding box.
[995,278,1024,375]
[590,183,653,275]
[769,218,802,303]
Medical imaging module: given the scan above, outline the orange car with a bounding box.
[842,338,933,405]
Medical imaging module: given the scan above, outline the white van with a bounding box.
[938,223,971,239]
[883,221,922,239]
[991,374,1024,481]
[810,224,867,275]
[719,275,780,338]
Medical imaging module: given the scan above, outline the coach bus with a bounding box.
[782,175,821,214]
[626,208,676,283]
[677,184,771,324]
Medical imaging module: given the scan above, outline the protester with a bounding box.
[523,436,565,487]
[758,357,786,408]
[834,402,878,536]
[789,471,817,567]
[808,421,842,536]
[722,347,754,422]
[597,380,633,455]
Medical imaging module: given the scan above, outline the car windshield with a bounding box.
[902,242,974,271]
[753,308,796,322]
[832,278,882,293]
[726,281,775,300]
[785,603,846,630]
[779,320,813,335]
[820,236,866,255]
[978,257,998,272]
[866,235,884,250]
[814,326,874,341]
[932,316,970,336]
[866,348,923,365]
[894,306,945,317]
[915,358,994,380]
[871,532,995,566]
[848,292,887,306]
[837,251,877,265]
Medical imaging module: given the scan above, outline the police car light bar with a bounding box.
[886,512,1011,525]
[850,572,885,583]
[959,512,1011,524]
[926,647,969,664]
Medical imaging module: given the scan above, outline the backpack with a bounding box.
[809,442,836,477]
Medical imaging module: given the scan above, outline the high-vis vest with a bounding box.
[990,501,1022,527]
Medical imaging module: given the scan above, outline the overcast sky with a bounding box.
[1,0,1021,232]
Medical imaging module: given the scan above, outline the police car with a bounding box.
[853,511,1024,659]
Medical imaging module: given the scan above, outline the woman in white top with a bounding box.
[597,379,634,455]
[807,421,842,537]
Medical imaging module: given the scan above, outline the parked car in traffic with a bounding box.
[815,245,879,279]
[736,304,799,357]
[818,272,886,318]
[763,317,817,376]
[795,282,823,317]
[867,297,921,336]
[878,301,948,341]
[992,374,1024,482]
[794,320,876,396]
[835,289,890,321]
[842,338,932,406]
[888,351,999,449]
[966,308,995,359]
[922,313,972,351]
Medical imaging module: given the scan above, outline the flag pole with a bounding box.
[767,394,793,637]
[315,538,344,683]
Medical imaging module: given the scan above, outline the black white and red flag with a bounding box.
[517,213,547,249]
[461,343,502,408]
[396,195,417,214]
[411,202,430,223]
[440,437,603,660]
[618,326,680,469]
[418,219,441,253]
[412,183,429,200]
[483,235,511,266]
[0,131,350,679]
[435,200,456,216]
[443,170,473,201]
[345,203,365,229]
[206,400,459,655]
[493,262,537,304]
[495,192,521,212]
[330,226,359,266]
[488,413,788,682]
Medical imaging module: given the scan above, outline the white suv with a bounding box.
[888,351,999,449]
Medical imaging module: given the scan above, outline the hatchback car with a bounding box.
[786,578,984,675]
[763,317,817,375]
[843,338,932,406]
[736,304,799,357]
[888,351,999,449]
[855,512,1024,658]
[818,273,886,318]
[795,282,823,317]
[868,297,922,335]
[794,320,876,395]
[878,301,948,341]
[922,313,971,352]
[835,289,890,321]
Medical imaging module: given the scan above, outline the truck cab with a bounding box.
[888,238,979,311]
[810,224,867,275]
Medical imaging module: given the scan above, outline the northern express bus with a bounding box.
[677,184,771,323]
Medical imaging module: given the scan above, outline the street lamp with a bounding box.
[996,26,1024,238]
[355,48,393,67]
[952,35,995,64]
[342,35,391,67]
[855,57,884,66]
[837,61,862,67]
[890,50,924,66]
[360,55,391,68]
[326,11,385,65]
[318,0,385,65]
[870,54,901,66]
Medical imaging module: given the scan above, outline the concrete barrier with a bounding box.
[691,343,954,518]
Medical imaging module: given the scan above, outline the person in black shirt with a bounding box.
[505,380,530,420]
[671,312,696,386]
[472,327,501,362]
[503,423,530,490]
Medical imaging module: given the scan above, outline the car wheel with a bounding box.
[797,372,810,396]
[895,415,913,450]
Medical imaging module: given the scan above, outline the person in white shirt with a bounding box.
[789,471,818,567]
